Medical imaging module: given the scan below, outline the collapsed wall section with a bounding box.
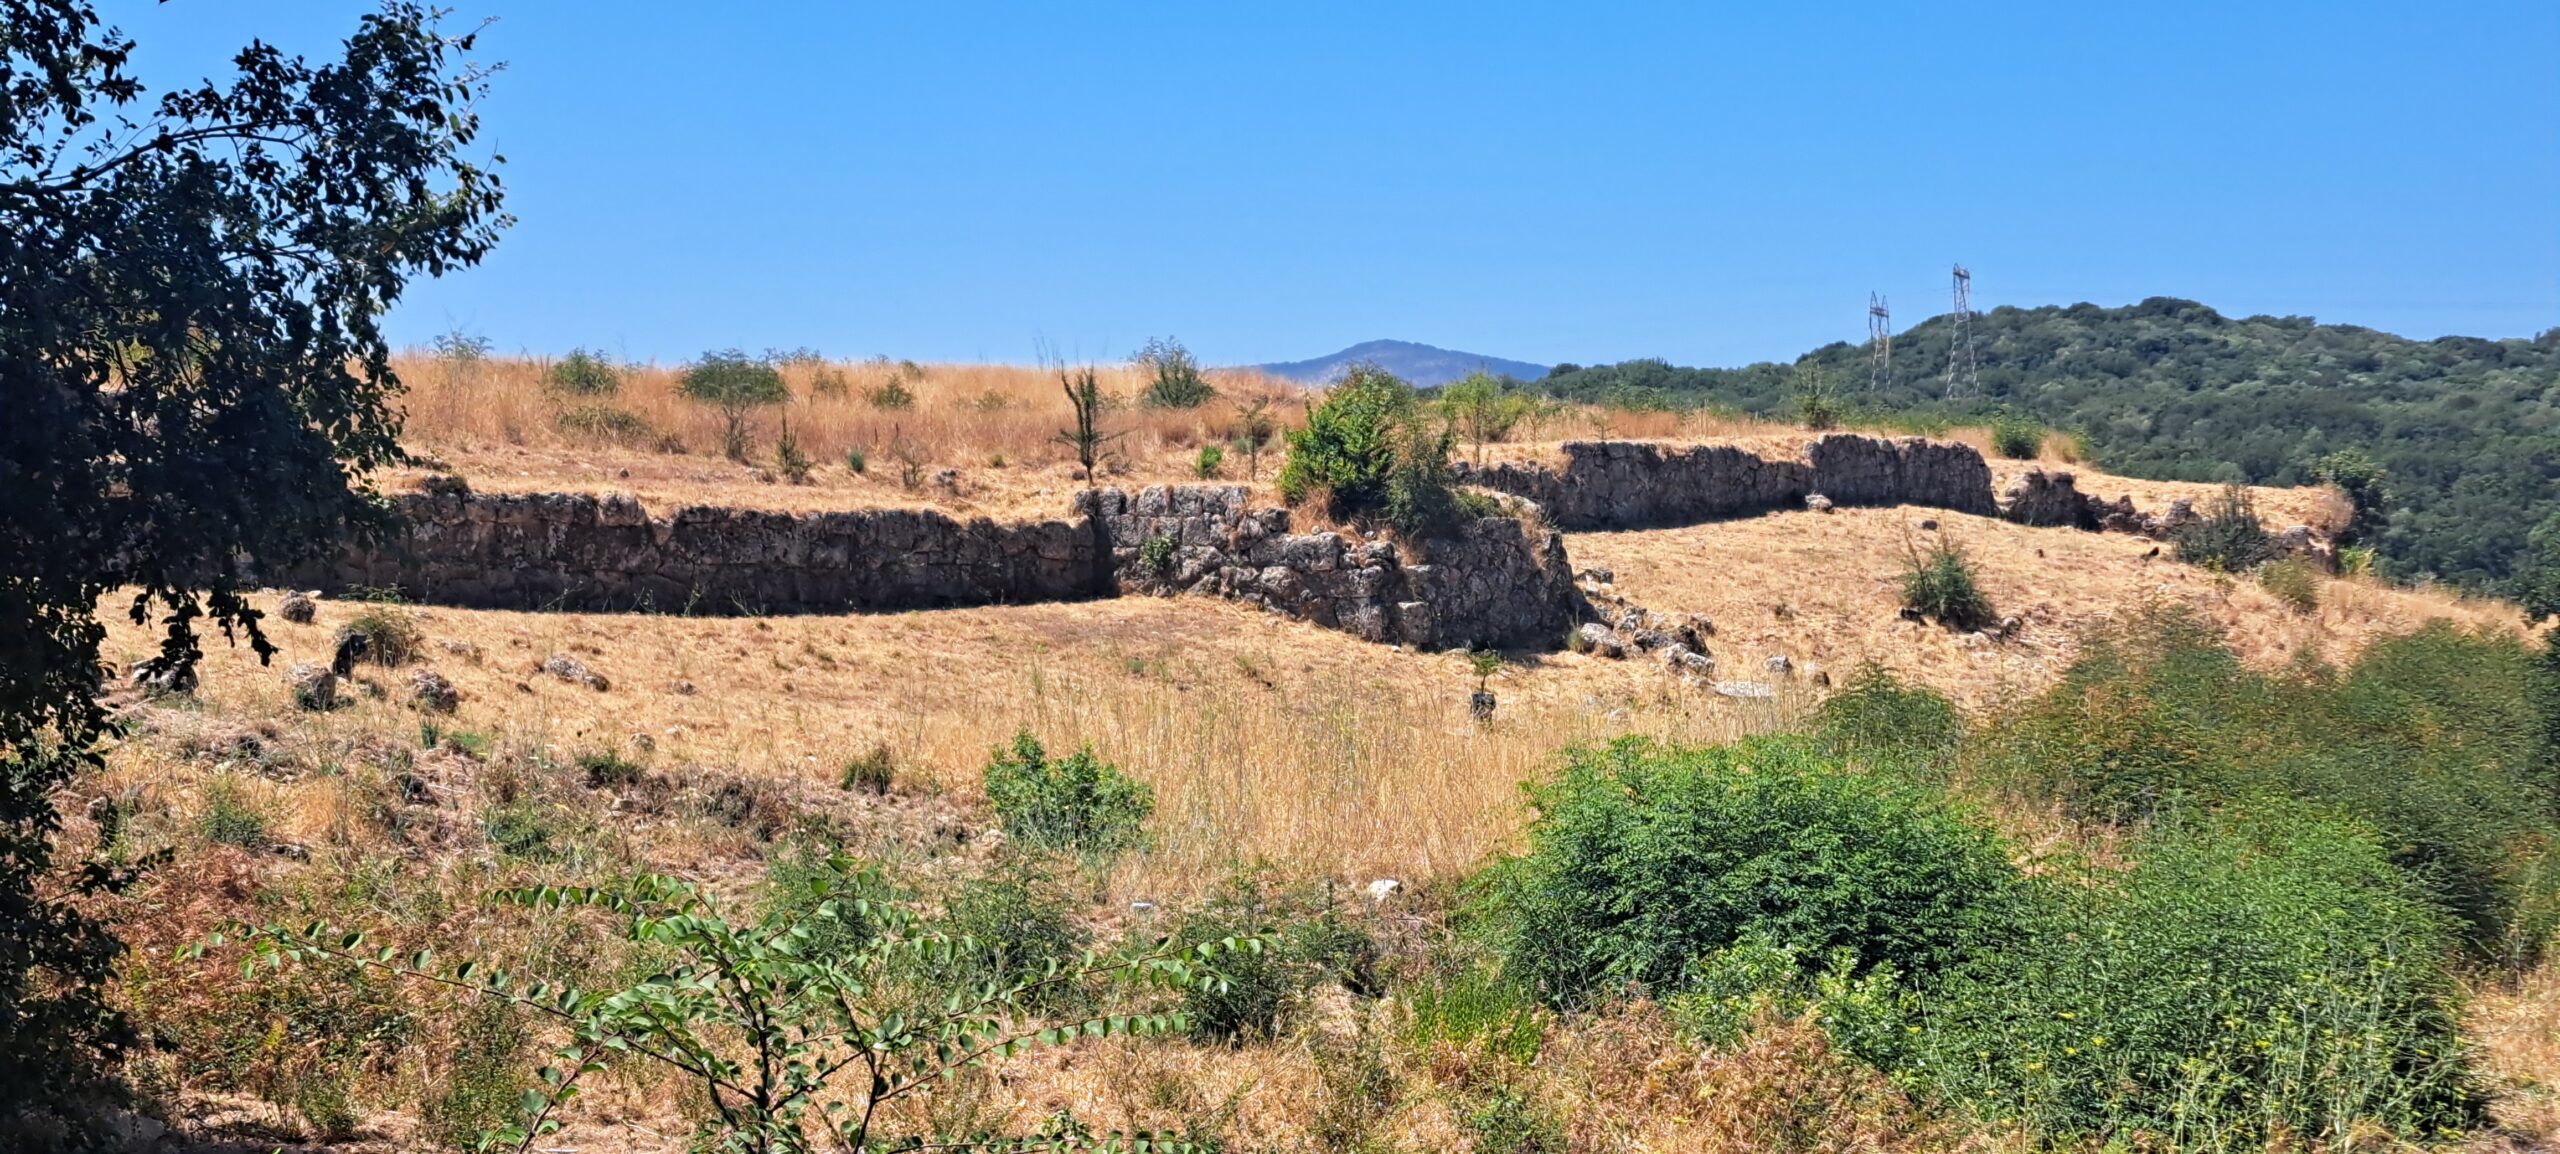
[1076,486,1580,651]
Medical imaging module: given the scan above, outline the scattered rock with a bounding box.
[1996,615,2025,639]
[1956,631,1992,650]
[1615,607,1647,633]
[1806,493,1834,513]
[1470,690,1497,721]
[672,679,697,696]
[541,654,610,691]
[1365,879,1404,903]
[438,638,482,662]
[414,472,469,497]
[1666,645,1715,676]
[1574,623,1627,659]
[1130,900,1158,915]
[1712,680,1776,700]
[286,663,338,711]
[277,590,318,624]
[932,468,960,489]
[407,669,459,713]
[1898,606,1927,623]
[1918,518,1939,531]
[1630,628,1677,652]
[1577,566,1615,585]
[1764,654,1794,675]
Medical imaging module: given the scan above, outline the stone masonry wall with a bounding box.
[311,491,1099,613]
[1454,434,1997,529]
[1075,486,1580,651]
[309,485,1581,651]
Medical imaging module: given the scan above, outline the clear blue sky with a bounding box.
[112,1,2560,369]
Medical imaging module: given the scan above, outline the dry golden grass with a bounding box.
[1569,505,2519,710]
[98,591,1810,903]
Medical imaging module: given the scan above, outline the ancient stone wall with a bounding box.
[1455,434,1997,529]
[311,485,1579,651]
[1076,486,1579,650]
[311,491,1099,613]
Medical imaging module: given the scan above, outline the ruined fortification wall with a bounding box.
[1455,434,1997,529]
[1078,486,1578,650]
[312,485,1580,651]
[315,492,1099,613]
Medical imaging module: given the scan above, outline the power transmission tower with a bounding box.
[1943,264,1979,400]
[1867,293,1892,392]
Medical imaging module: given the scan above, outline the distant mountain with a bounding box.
[1254,339,1552,389]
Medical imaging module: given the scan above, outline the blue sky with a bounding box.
[113,2,2560,369]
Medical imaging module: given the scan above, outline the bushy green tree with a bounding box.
[2312,448,2389,547]
[680,350,790,461]
[0,1,505,1132]
[1437,371,1533,465]
[1899,537,1997,630]
[1278,367,1469,533]
[545,349,620,396]
[1472,736,2020,1007]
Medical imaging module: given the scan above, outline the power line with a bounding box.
[1867,292,1892,392]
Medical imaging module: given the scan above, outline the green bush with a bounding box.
[1988,411,2043,459]
[982,730,1154,855]
[553,403,652,446]
[1906,808,2477,1148]
[844,446,868,475]
[762,841,885,961]
[936,856,1088,1000]
[2257,555,2320,612]
[1139,533,1177,578]
[1899,536,1996,630]
[1136,336,1216,409]
[1192,443,1224,479]
[1168,870,1377,1043]
[1472,736,2021,1006]
[422,1000,528,1150]
[544,348,620,395]
[773,414,813,484]
[2174,483,2275,571]
[1399,959,1547,1065]
[1278,366,1446,530]
[1978,605,2559,956]
[1813,662,1964,776]
[1789,363,1842,430]
[200,775,268,848]
[575,749,644,789]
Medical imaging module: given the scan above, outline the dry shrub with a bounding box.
[1548,1002,1992,1153]
[2472,961,2560,1144]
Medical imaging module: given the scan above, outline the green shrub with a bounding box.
[982,730,1154,854]
[2311,448,2389,546]
[1192,443,1224,479]
[1381,419,1465,535]
[1813,662,1963,776]
[482,801,555,860]
[937,855,1088,999]
[763,841,885,961]
[1136,336,1216,409]
[1906,808,2477,1148]
[1988,411,2044,459]
[545,348,620,396]
[867,377,915,410]
[1139,533,1177,578]
[1277,366,1418,519]
[1399,959,1546,1065]
[1788,363,1842,430]
[1168,870,1377,1043]
[679,349,790,461]
[2257,555,2320,612]
[422,999,528,1150]
[553,403,652,446]
[844,446,868,475]
[1472,736,2021,1006]
[575,749,645,789]
[774,414,813,484]
[1978,605,2559,956]
[2174,483,2274,571]
[200,775,268,848]
[341,598,425,666]
[1899,536,1995,630]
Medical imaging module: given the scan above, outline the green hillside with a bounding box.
[1536,298,2560,586]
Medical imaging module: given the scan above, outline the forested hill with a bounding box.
[1536,298,2560,586]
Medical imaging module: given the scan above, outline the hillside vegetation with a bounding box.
[1539,299,2560,587]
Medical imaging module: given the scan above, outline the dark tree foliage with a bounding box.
[1539,300,2560,586]
[0,0,503,1131]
